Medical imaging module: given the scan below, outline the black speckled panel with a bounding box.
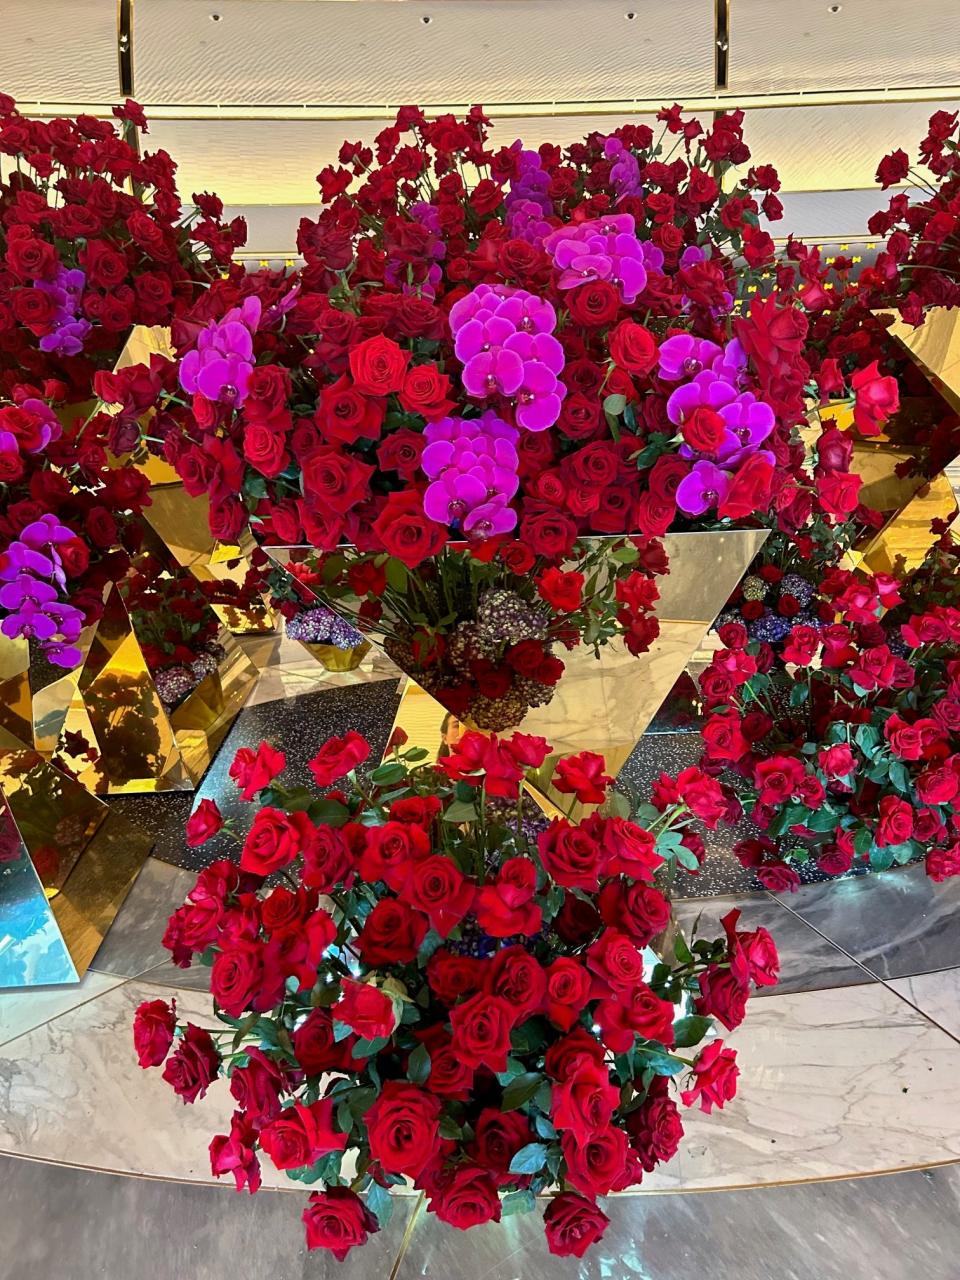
[127,679,401,872]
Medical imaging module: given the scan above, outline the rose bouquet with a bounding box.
[142,105,832,728]
[0,94,244,663]
[136,728,777,1260]
[698,567,960,887]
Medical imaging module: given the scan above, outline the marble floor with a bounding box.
[3,635,960,1276]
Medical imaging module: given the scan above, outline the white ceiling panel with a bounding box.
[730,0,960,94]
[149,112,658,204]
[135,0,716,107]
[743,100,958,192]
[0,1,119,104]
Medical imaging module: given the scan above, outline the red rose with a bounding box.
[599,818,662,880]
[474,857,542,937]
[302,824,355,892]
[681,405,726,453]
[567,280,620,328]
[562,1126,629,1196]
[817,744,857,780]
[544,957,592,1030]
[718,453,775,520]
[875,794,914,847]
[161,1023,220,1103]
[301,446,374,514]
[378,427,425,478]
[372,491,446,568]
[598,878,670,945]
[485,944,547,1021]
[627,1087,684,1170]
[229,741,286,801]
[851,360,899,436]
[6,230,57,280]
[209,1111,261,1193]
[360,820,430,890]
[470,1108,531,1176]
[293,1007,354,1075]
[365,1081,441,1177]
[307,729,370,787]
[538,819,605,890]
[519,507,578,560]
[609,320,658,374]
[537,566,584,613]
[302,1187,379,1260]
[543,1192,610,1258]
[596,982,675,1053]
[551,1059,619,1142]
[84,505,118,549]
[681,1039,739,1114]
[358,898,427,965]
[317,375,384,445]
[211,940,279,1017]
[428,1165,502,1228]
[399,854,474,938]
[755,862,801,892]
[133,998,176,1067]
[334,978,396,1041]
[81,239,128,288]
[243,423,288,478]
[426,950,485,1004]
[398,363,455,419]
[449,992,515,1072]
[260,1098,347,1171]
[695,963,749,1030]
[228,1047,286,1123]
[927,841,960,882]
[586,928,645,996]
[349,334,410,395]
[553,751,613,805]
[240,808,314,876]
[916,766,960,806]
[185,798,223,847]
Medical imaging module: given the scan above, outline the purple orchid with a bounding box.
[657,334,723,382]
[543,215,649,304]
[0,515,86,666]
[421,412,520,536]
[33,268,91,357]
[676,461,732,516]
[450,285,565,432]
[504,144,553,216]
[603,136,643,199]
[179,296,261,406]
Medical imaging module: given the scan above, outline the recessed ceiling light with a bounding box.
[828,4,842,11]
[625,10,637,18]
[421,14,433,23]
[210,11,222,20]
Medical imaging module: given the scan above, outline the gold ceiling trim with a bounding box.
[13,84,960,123]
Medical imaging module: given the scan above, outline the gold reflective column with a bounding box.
[0,638,153,986]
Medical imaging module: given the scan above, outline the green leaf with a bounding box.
[442,799,479,824]
[789,683,810,707]
[352,1035,389,1058]
[407,1043,431,1085]
[508,1142,548,1175]
[501,1072,545,1111]
[369,761,408,786]
[853,827,874,856]
[674,844,700,871]
[307,798,351,827]
[501,1189,537,1217]
[438,1114,462,1140]
[672,1015,713,1048]
[384,558,408,592]
[870,846,895,871]
[603,393,627,417]
[602,790,632,820]
[366,1181,394,1229]
[533,1112,558,1140]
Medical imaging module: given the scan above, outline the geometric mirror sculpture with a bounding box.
[0,638,154,987]
[33,583,259,794]
[265,528,768,814]
[142,483,278,635]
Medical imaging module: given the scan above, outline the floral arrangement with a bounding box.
[0,94,243,663]
[138,103,888,727]
[136,729,777,1260]
[698,567,960,887]
[284,605,366,650]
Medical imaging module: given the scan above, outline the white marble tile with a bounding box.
[646,980,960,1191]
[0,979,288,1190]
[889,968,960,1041]
[3,974,960,1197]
[0,970,123,1048]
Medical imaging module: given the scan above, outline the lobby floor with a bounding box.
[3,635,960,1277]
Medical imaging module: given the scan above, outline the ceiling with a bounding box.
[2,0,959,254]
